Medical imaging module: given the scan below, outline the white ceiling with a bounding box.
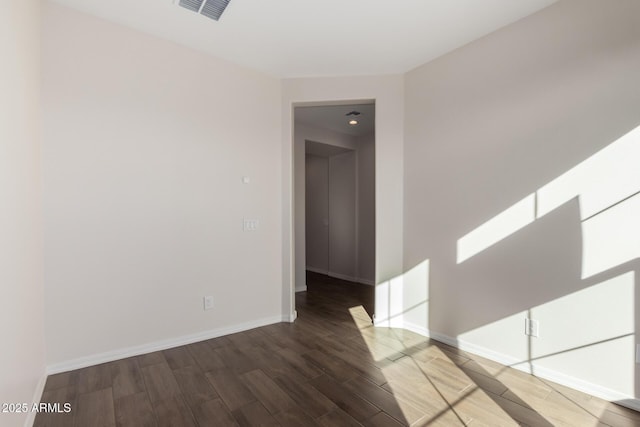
[296,104,375,137]
[50,0,557,78]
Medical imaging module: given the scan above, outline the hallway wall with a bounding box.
[328,151,357,280]
[305,154,329,273]
[357,131,376,285]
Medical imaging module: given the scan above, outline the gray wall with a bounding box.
[305,154,329,272]
[403,0,640,403]
[328,151,357,279]
[357,132,376,284]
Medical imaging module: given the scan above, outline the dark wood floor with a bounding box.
[36,272,640,426]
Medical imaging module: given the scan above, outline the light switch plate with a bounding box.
[243,219,259,231]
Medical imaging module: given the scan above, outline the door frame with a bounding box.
[291,99,375,317]
[281,76,405,324]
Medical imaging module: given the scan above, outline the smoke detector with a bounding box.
[176,0,231,21]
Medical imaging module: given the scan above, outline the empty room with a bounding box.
[2,0,640,426]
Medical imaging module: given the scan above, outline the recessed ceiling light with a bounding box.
[349,119,358,126]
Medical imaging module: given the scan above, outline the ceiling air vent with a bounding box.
[178,0,203,12]
[177,0,230,21]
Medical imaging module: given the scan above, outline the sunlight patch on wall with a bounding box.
[401,260,430,331]
[457,310,530,361]
[456,125,640,276]
[375,274,405,328]
[458,272,635,396]
[582,194,640,279]
[537,125,640,220]
[375,260,429,330]
[530,271,635,396]
[457,194,535,263]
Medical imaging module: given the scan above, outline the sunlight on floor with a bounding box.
[348,305,556,426]
[346,293,637,426]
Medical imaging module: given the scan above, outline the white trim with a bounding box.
[328,271,358,282]
[329,271,374,286]
[47,315,283,375]
[400,321,640,412]
[306,268,373,286]
[402,321,432,338]
[24,372,47,427]
[295,285,307,292]
[287,310,298,322]
[615,399,640,412]
[427,329,522,368]
[355,147,360,290]
[356,277,375,286]
[524,364,640,411]
[305,266,328,275]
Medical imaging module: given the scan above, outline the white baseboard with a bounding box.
[328,271,375,286]
[306,267,357,284]
[47,315,284,375]
[526,364,640,411]
[401,321,432,338]
[305,266,327,275]
[615,399,640,412]
[287,310,298,322]
[24,372,47,427]
[328,271,358,282]
[401,321,640,412]
[295,285,307,292]
[306,268,374,286]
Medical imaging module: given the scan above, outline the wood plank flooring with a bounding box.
[35,272,640,426]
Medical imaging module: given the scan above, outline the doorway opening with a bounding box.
[293,102,376,317]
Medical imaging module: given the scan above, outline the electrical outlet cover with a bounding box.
[525,318,539,337]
